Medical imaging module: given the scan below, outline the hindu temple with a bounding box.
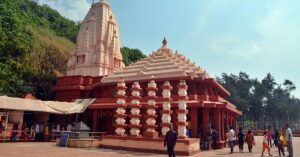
[54,0,242,155]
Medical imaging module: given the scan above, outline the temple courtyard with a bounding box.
[0,137,299,157]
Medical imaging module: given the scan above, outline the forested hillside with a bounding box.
[0,0,146,100]
[0,0,79,99]
[218,72,300,122]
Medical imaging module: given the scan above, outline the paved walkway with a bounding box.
[0,137,299,157]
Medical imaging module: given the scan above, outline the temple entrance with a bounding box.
[197,108,203,138]
[97,110,114,135]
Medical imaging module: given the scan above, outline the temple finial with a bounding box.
[162,37,167,46]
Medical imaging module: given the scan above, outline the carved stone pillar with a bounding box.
[202,108,209,138]
[190,107,198,138]
[128,82,142,136]
[214,108,224,148]
[144,80,158,138]
[92,110,98,132]
[114,80,127,136]
[177,80,188,138]
[161,81,173,136]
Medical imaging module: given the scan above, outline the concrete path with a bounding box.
[0,137,299,157]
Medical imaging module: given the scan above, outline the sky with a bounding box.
[38,0,300,97]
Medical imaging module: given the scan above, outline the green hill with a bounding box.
[0,0,79,99]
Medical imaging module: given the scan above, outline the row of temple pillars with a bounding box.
[114,79,189,138]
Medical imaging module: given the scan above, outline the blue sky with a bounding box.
[39,0,300,97]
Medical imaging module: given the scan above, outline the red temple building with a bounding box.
[53,0,241,155]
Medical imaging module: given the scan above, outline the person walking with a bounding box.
[261,131,273,156]
[277,137,285,156]
[273,128,280,147]
[267,129,273,147]
[210,126,218,149]
[245,130,255,152]
[164,124,177,157]
[285,124,293,157]
[228,126,235,154]
[237,128,245,153]
[280,129,287,147]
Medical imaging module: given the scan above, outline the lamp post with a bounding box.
[287,110,290,123]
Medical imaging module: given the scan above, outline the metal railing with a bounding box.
[237,120,300,131]
[1,130,37,142]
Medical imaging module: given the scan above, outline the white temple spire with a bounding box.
[67,0,124,77]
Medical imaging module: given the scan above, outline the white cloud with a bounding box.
[254,0,300,97]
[206,34,262,59]
[38,0,91,21]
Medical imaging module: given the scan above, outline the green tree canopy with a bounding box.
[217,72,300,122]
[121,47,146,66]
[0,0,77,99]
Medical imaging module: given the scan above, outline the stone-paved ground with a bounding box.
[0,137,299,157]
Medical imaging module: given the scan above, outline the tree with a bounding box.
[0,0,76,99]
[218,72,300,122]
[121,47,146,66]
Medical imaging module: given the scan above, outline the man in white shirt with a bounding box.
[56,124,60,131]
[35,123,40,133]
[34,123,40,141]
[228,126,235,154]
[285,124,293,157]
[67,123,73,132]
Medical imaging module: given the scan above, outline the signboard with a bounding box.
[58,133,69,147]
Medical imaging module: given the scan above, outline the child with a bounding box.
[237,128,245,153]
[277,138,285,156]
[262,131,273,156]
[245,130,255,152]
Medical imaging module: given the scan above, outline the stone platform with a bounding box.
[99,135,200,156]
[56,138,100,148]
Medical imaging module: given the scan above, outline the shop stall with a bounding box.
[0,96,95,142]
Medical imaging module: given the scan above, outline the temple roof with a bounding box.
[102,38,211,83]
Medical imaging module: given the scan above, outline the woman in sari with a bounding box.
[280,129,287,147]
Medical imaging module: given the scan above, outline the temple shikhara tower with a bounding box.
[54,0,242,155]
[67,0,124,76]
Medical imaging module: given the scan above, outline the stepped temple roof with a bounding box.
[102,38,211,83]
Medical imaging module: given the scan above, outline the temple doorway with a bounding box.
[97,110,114,135]
[197,108,203,138]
